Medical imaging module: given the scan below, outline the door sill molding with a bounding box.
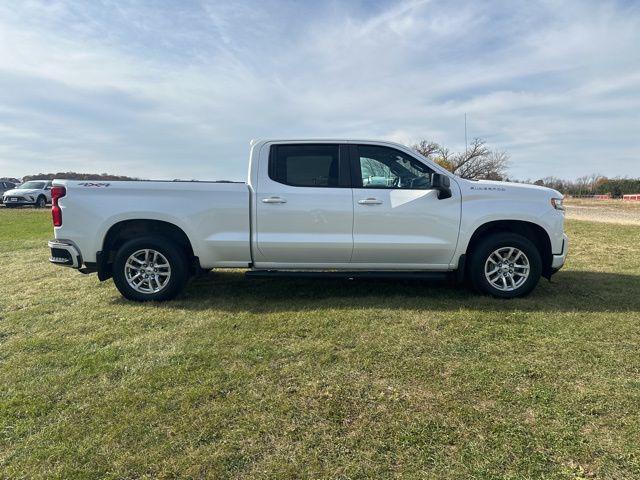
[245,270,451,280]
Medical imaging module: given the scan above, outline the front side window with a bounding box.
[269,144,341,187]
[356,145,434,189]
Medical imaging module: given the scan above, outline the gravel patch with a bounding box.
[565,202,640,225]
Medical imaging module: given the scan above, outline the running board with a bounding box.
[245,270,452,280]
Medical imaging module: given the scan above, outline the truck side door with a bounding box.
[253,143,354,267]
[350,144,460,268]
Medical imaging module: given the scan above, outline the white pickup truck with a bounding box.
[48,139,568,301]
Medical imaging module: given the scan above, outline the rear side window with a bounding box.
[269,144,347,188]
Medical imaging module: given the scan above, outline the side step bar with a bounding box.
[245,270,452,281]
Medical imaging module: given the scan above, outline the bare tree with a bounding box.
[479,150,510,181]
[413,140,442,158]
[575,175,590,196]
[413,137,509,180]
[413,140,455,172]
[535,176,565,192]
[572,174,606,196]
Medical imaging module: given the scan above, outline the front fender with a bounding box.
[453,192,565,267]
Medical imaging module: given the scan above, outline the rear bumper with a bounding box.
[48,239,82,268]
[551,233,569,269]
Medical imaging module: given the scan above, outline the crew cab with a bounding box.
[48,139,568,301]
[4,180,52,208]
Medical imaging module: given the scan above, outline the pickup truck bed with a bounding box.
[52,180,252,268]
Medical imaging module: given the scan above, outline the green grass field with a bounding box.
[1,209,639,479]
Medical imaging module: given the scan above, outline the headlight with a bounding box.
[551,197,564,211]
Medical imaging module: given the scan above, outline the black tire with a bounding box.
[468,232,542,299]
[35,195,47,208]
[112,236,189,301]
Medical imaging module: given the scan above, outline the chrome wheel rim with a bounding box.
[484,247,530,292]
[125,249,171,294]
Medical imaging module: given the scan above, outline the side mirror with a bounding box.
[432,173,452,199]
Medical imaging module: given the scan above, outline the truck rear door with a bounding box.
[253,143,353,266]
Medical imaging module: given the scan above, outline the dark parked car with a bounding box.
[0,181,17,204]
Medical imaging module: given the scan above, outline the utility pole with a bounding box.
[464,113,468,155]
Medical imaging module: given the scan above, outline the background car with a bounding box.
[0,180,17,203]
[2,180,52,208]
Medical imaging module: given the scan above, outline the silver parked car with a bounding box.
[2,180,52,208]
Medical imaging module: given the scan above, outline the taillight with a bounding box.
[51,186,66,227]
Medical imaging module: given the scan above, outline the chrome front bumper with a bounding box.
[552,233,569,269]
[48,239,82,268]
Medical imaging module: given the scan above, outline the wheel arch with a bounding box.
[465,220,553,278]
[98,219,197,281]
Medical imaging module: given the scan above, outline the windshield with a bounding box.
[18,181,46,190]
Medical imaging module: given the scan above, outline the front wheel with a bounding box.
[112,237,189,301]
[468,233,542,298]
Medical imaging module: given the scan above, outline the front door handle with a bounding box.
[261,196,287,204]
[358,197,382,205]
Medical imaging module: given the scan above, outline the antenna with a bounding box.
[464,113,468,155]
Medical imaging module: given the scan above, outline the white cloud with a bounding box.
[0,0,638,180]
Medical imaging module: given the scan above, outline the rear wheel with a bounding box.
[35,195,46,208]
[112,237,189,301]
[468,233,542,298]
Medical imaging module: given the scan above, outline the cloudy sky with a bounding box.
[0,0,638,181]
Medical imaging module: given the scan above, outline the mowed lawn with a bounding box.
[1,209,639,479]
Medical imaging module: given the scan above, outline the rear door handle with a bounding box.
[261,196,287,204]
[358,198,382,205]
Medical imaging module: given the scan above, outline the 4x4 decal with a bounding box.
[78,182,111,187]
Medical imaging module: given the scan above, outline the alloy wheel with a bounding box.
[484,247,530,292]
[124,249,172,294]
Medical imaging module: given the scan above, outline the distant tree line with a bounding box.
[516,175,640,197]
[21,172,141,182]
